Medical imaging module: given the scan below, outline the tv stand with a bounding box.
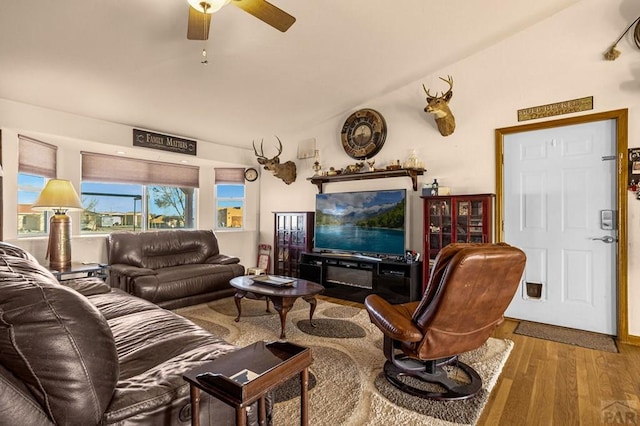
[321,252,382,262]
[299,252,422,304]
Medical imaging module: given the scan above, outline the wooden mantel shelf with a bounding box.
[307,168,425,193]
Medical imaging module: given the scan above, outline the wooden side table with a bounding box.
[47,262,108,281]
[183,341,312,426]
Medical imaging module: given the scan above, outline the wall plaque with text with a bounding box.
[133,129,197,156]
[517,96,593,122]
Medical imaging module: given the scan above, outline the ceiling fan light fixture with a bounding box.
[187,0,230,14]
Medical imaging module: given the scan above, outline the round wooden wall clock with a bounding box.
[340,108,387,160]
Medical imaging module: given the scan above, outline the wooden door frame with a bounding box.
[495,109,631,344]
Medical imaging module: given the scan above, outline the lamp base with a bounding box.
[47,213,72,270]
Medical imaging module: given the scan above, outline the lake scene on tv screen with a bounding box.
[315,189,406,256]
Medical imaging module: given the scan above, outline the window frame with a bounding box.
[17,136,57,238]
[80,152,200,234]
[17,172,49,237]
[80,182,197,234]
[215,183,246,230]
[214,168,246,231]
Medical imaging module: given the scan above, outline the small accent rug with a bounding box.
[176,298,513,425]
[514,321,618,353]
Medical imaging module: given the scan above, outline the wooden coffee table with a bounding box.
[230,276,324,339]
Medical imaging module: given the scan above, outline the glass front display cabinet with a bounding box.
[273,211,315,278]
[421,194,495,290]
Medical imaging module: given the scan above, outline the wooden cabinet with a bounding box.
[421,194,495,289]
[273,212,314,277]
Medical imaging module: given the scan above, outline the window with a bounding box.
[17,136,57,236]
[215,168,245,230]
[81,182,142,233]
[17,173,47,235]
[81,153,199,233]
[216,184,245,229]
[80,182,195,233]
[148,185,195,229]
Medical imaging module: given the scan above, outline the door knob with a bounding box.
[590,235,616,243]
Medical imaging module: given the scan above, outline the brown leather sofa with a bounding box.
[108,230,244,309]
[0,242,269,426]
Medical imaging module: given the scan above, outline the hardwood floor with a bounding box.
[318,296,640,425]
[480,319,640,425]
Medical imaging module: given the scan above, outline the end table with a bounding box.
[183,340,312,426]
[47,262,108,281]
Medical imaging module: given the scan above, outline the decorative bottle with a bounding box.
[431,179,439,196]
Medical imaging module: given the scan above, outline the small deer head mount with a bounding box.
[252,136,297,185]
[423,75,456,137]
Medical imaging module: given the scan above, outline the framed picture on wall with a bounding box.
[628,148,640,188]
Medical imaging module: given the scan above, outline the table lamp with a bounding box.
[32,179,84,270]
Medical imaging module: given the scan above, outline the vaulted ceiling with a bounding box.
[0,0,580,149]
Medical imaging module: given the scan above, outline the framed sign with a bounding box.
[517,96,593,122]
[133,129,197,156]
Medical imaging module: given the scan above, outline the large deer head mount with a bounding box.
[252,136,297,185]
[423,75,456,137]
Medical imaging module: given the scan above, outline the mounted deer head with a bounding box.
[252,136,297,185]
[423,75,456,137]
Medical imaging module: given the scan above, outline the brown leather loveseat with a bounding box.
[108,229,244,309]
[0,241,268,425]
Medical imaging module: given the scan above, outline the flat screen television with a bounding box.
[314,189,407,257]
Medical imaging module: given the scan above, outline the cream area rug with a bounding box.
[175,297,513,426]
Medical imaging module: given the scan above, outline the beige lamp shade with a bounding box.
[32,179,83,213]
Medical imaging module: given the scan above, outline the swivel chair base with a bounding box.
[383,355,482,401]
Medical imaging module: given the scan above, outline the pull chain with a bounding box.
[201,3,210,64]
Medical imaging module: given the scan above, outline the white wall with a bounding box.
[0,99,260,267]
[258,0,640,338]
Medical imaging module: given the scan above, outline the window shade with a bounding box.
[215,168,245,184]
[18,135,57,178]
[82,152,200,188]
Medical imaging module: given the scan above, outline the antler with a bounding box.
[423,75,454,100]
[252,139,268,163]
[440,75,453,99]
[423,84,437,100]
[274,136,283,157]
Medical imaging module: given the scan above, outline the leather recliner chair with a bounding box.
[364,243,526,400]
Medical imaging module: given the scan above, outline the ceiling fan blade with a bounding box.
[231,0,296,32]
[187,6,212,40]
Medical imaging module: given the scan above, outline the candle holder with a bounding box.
[312,150,322,176]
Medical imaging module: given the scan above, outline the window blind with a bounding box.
[18,135,57,178]
[82,152,200,188]
[215,168,245,184]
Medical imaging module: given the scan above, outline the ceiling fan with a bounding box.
[187,0,296,40]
